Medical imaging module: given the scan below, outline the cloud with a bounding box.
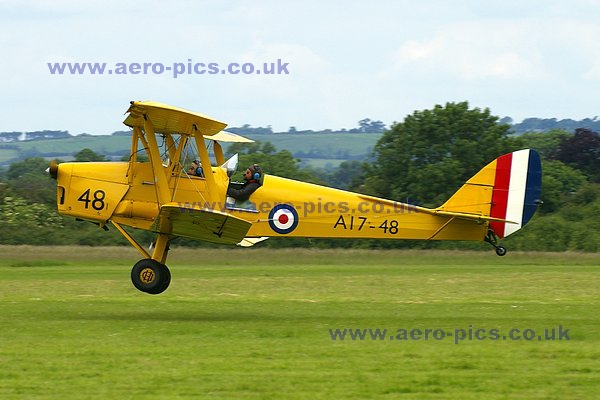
[389,20,548,81]
[227,41,331,104]
[240,42,330,75]
[388,16,600,85]
[2,1,600,133]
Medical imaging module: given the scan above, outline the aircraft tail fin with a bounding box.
[437,149,542,238]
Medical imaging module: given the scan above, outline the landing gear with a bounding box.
[111,224,174,294]
[485,230,507,257]
[131,259,171,294]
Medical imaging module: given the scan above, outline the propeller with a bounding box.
[46,160,58,180]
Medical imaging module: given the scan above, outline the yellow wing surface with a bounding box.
[152,203,252,245]
[123,101,227,136]
[208,131,255,143]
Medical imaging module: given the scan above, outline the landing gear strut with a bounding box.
[485,230,507,256]
[112,222,173,294]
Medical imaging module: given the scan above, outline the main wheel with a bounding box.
[495,246,507,257]
[147,264,171,295]
[131,259,171,294]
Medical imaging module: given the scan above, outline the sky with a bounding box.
[1,0,600,135]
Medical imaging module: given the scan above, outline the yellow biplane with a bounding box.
[48,101,542,294]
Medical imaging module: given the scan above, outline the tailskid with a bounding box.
[485,229,507,256]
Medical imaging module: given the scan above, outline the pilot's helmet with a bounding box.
[248,164,262,181]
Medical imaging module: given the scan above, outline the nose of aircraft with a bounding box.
[47,160,58,179]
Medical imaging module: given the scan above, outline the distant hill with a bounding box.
[2,116,599,167]
[506,117,600,135]
[0,131,382,167]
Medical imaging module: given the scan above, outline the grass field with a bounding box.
[0,247,599,399]
[300,158,345,169]
[9,136,133,155]
[0,149,19,164]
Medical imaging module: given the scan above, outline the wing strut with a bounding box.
[140,120,171,205]
[193,130,220,203]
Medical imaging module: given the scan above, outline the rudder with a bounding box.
[489,149,542,238]
[438,149,542,239]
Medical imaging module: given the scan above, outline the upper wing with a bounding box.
[152,203,252,245]
[207,130,254,143]
[123,101,227,136]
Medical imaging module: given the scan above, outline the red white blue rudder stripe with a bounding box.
[489,149,542,238]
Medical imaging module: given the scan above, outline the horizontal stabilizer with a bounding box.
[430,209,518,224]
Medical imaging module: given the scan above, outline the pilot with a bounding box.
[227,164,262,201]
[187,159,204,177]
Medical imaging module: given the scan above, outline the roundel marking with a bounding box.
[268,204,299,234]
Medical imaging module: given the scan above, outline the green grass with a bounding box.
[0,149,19,163]
[0,247,599,399]
[13,136,132,155]
[300,158,345,169]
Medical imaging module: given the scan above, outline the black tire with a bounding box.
[496,246,507,257]
[131,259,170,294]
[147,264,171,295]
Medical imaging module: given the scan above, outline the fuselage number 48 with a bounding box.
[78,189,106,210]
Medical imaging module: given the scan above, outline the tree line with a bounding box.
[3,116,599,141]
[1,101,598,251]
